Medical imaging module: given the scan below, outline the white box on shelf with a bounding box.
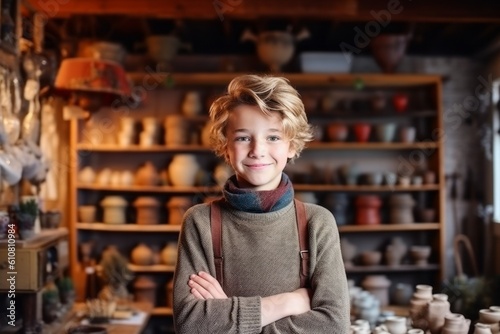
[299,52,352,73]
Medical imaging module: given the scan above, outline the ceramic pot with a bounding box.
[355,195,382,225]
[327,123,349,142]
[424,170,437,184]
[78,206,96,223]
[419,208,436,222]
[427,293,451,334]
[400,126,416,143]
[322,193,349,225]
[96,168,112,186]
[442,313,471,334]
[398,175,411,186]
[393,93,409,113]
[131,243,154,266]
[167,196,192,225]
[134,161,160,186]
[164,115,189,145]
[168,154,200,187]
[353,123,372,142]
[340,238,356,267]
[362,275,391,306]
[120,170,134,186]
[410,246,432,266]
[133,275,157,306]
[370,34,411,73]
[392,283,413,306]
[474,323,493,334]
[389,194,415,224]
[100,196,127,224]
[182,91,203,116]
[133,197,160,225]
[360,251,382,266]
[384,172,397,186]
[385,237,407,266]
[375,123,397,142]
[161,242,178,266]
[78,167,96,184]
[479,307,500,324]
[383,315,407,334]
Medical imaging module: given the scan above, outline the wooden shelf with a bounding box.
[151,307,173,316]
[306,141,439,150]
[339,223,440,232]
[308,110,437,120]
[128,264,175,272]
[294,184,440,192]
[76,222,181,232]
[345,264,440,273]
[77,184,220,193]
[76,144,211,152]
[127,72,443,88]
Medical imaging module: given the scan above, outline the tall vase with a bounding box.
[168,154,200,187]
[426,293,451,334]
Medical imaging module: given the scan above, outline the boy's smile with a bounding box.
[225,105,296,191]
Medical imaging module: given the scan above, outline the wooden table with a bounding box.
[44,302,153,334]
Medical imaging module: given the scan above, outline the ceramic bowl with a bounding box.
[479,308,500,323]
[410,246,431,266]
[360,251,382,266]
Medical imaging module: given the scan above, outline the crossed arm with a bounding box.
[188,271,312,327]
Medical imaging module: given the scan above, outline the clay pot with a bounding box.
[133,275,157,306]
[167,196,192,225]
[353,123,372,142]
[479,307,500,324]
[327,123,349,142]
[442,313,471,334]
[392,283,413,306]
[362,275,391,307]
[383,315,407,334]
[389,194,415,224]
[161,242,178,266]
[182,91,203,117]
[133,197,160,225]
[427,293,451,334]
[424,170,437,184]
[474,323,493,334]
[168,154,200,187]
[410,246,432,266]
[78,167,96,184]
[400,126,416,143]
[134,161,160,186]
[164,115,189,145]
[100,196,127,224]
[355,195,382,225]
[419,208,436,222]
[78,206,97,223]
[340,238,356,267]
[375,123,397,142]
[370,34,411,73]
[360,251,382,266]
[131,243,154,266]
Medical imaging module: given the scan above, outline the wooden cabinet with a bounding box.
[68,72,444,320]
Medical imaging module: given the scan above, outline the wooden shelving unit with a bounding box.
[68,72,445,323]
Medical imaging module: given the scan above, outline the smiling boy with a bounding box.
[173,74,350,333]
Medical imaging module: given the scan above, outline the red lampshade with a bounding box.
[54,58,131,110]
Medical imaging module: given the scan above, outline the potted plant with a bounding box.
[16,199,38,240]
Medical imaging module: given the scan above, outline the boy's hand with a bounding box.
[188,271,228,299]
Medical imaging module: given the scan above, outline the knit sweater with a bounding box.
[173,200,350,334]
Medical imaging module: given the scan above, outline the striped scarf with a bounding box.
[222,173,294,213]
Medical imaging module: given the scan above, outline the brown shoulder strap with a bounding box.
[210,200,224,287]
[294,199,309,288]
[210,199,309,288]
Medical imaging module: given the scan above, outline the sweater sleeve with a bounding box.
[173,205,263,334]
[261,205,351,334]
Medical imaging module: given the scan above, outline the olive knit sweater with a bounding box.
[173,200,350,334]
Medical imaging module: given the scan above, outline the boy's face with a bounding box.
[225,105,296,191]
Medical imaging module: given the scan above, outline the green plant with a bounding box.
[19,199,39,217]
[16,199,39,230]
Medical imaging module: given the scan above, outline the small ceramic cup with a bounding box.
[78,206,97,223]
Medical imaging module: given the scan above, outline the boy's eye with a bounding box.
[235,136,250,142]
[268,136,281,141]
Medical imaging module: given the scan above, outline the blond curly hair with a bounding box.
[208,74,313,162]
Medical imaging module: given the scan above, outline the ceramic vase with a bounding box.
[167,196,193,225]
[355,195,382,225]
[161,242,178,266]
[327,123,349,142]
[164,115,189,145]
[410,284,433,330]
[100,196,127,224]
[385,237,407,266]
[426,293,451,334]
[168,154,200,187]
[479,307,500,332]
[441,313,471,334]
[133,197,160,225]
[134,161,160,186]
[133,275,157,306]
[182,91,203,116]
[353,123,372,142]
[410,246,432,266]
[362,275,391,307]
[131,243,154,266]
[389,194,415,224]
[370,34,411,73]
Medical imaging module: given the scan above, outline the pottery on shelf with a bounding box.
[182,91,203,117]
[426,293,451,334]
[360,251,382,266]
[355,195,382,225]
[384,172,397,186]
[100,196,127,224]
[160,242,178,266]
[353,123,372,143]
[322,193,349,226]
[419,208,436,222]
[375,123,397,142]
[133,197,160,225]
[131,243,154,266]
[134,161,160,186]
[424,170,437,184]
[78,166,96,184]
[383,315,407,334]
[167,196,193,225]
[385,237,408,266]
[168,154,200,187]
[389,194,415,224]
[164,115,189,145]
[400,126,416,143]
[410,245,432,266]
[133,275,157,306]
[371,92,387,112]
[96,168,112,185]
[362,275,391,307]
[78,205,97,223]
[327,122,349,142]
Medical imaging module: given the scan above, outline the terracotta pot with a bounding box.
[164,115,189,145]
[353,123,372,143]
[168,154,200,187]
[134,161,160,186]
[133,197,160,225]
[100,196,127,224]
[327,123,349,142]
[370,34,411,73]
[360,251,382,266]
[131,243,154,266]
[355,195,382,225]
[167,196,192,225]
[161,242,178,266]
[78,206,96,223]
[410,246,432,266]
[133,275,157,306]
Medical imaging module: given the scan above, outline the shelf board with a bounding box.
[76,222,182,232]
[127,72,443,88]
[308,110,436,120]
[76,144,211,152]
[346,264,440,273]
[339,223,440,232]
[128,264,175,272]
[306,141,439,150]
[294,184,440,192]
[151,307,173,316]
[77,184,220,193]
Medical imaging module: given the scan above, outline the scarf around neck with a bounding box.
[222,173,294,213]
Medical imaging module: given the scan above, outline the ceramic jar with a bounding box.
[133,197,160,225]
[164,115,189,145]
[479,307,500,333]
[133,275,157,306]
[340,238,356,267]
[385,237,407,266]
[362,275,391,307]
[389,194,415,224]
[474,323,493,334]
[134,161,160,186]
[424,170,437,184]
[117,117,135,146]
[100,196,127,224]
[78,166,96,184]
[375,123,397,142]
[182,91,203,117]
[353,123,372,142]
[322,193,349,225]
[441,313,471,334]
[161,242,178,266]
[383,315,407,334]
[400,126,416,143]
[410,284,433,330]
[167,196,192,225]
[327,123,348,142]
[131,243,154,266]
[392,283,413,306]
[78,205,97,223]
[355,195,382,225]
[96,168,112,185]
[168,154,200,187]
[410,246,432,266]
[426,293,451,334]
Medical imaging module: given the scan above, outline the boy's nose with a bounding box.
[249,140,266,157]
